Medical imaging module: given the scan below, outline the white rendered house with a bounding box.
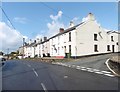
[22,13,120,58]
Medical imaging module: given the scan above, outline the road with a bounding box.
[63,53,118,71]
[2,59,119,91]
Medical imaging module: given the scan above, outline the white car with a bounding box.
[0,56,3,61]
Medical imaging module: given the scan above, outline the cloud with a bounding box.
[50,11,63,21]
[0,22,28,53]
[72,17,80,24]
[46,11,66,37]
[13,17,28,24]
[34,34,43,40]
[82,17,89,22]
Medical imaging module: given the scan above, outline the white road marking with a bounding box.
[77,66,80,68]
[94,71,104,74]
[92,69,100,72]
[81,67,86,68]
[32,68,38,77]
[68,65,71,67]
[72,65,75,67]
[86,68,92,70]
[87,70,94,72]
[53,62,115,77]
[105,59,119,76]
[76,67,81,69]
[64,75,68,78]
[27,64,31,67]
[103,73,115,77]
[81,68,87,71]
[63,64,67,66]
[41,83,48,92]
[101,71,111,74]
[52,62,55,64]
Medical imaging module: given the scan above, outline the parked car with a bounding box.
[1,58,6,61]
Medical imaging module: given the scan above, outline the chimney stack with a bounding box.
[40,38,42,43]
[44,37,47,41]
[34,40,36,43]
[59,28,64,33]
[36,38,40,43]
[87,13,95,21]
[29,39,32,44]
[69,21,74,27]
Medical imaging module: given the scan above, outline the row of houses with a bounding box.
[19,13,120,58]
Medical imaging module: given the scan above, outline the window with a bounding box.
[69,32,71,41]
[69,45,71,54]
[94,45,98,52]
[111,36,114,41]
[116,42,119,45]
[64,46,66,53]
[107,45,110,51]
[94,34,97,41]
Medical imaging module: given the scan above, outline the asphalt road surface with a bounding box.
[2,59,119,91]
[63,53,118,71]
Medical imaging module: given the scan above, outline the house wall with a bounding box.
[108,33,119,52]
[75,20,119,57]
[49,29,77,58]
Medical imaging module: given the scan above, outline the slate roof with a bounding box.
[49,22,84,40]
[107,31,120,34]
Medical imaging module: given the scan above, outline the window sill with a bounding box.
[94,40,98,41]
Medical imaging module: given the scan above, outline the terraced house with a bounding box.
[19,13,120,58]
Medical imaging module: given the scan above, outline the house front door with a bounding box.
[112,45,115,53]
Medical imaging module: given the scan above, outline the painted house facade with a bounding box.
[21,13,120,58]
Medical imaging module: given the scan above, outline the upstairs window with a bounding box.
[69,32,71,42]
[64,46,66,53]
[107,45,110,51]
[116,42,119,45]
[94,34,98,41]
[111,36,114,41]
[94,45,98,52]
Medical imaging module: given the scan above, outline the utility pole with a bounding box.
[23,38,25,59]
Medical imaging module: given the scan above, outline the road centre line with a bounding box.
[32,68,39,77]
[27,64,31,67]
[41,83,48,92]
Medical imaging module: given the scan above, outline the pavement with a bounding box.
[2,59,119,91]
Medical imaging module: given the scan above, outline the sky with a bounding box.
[0,2,118,53]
